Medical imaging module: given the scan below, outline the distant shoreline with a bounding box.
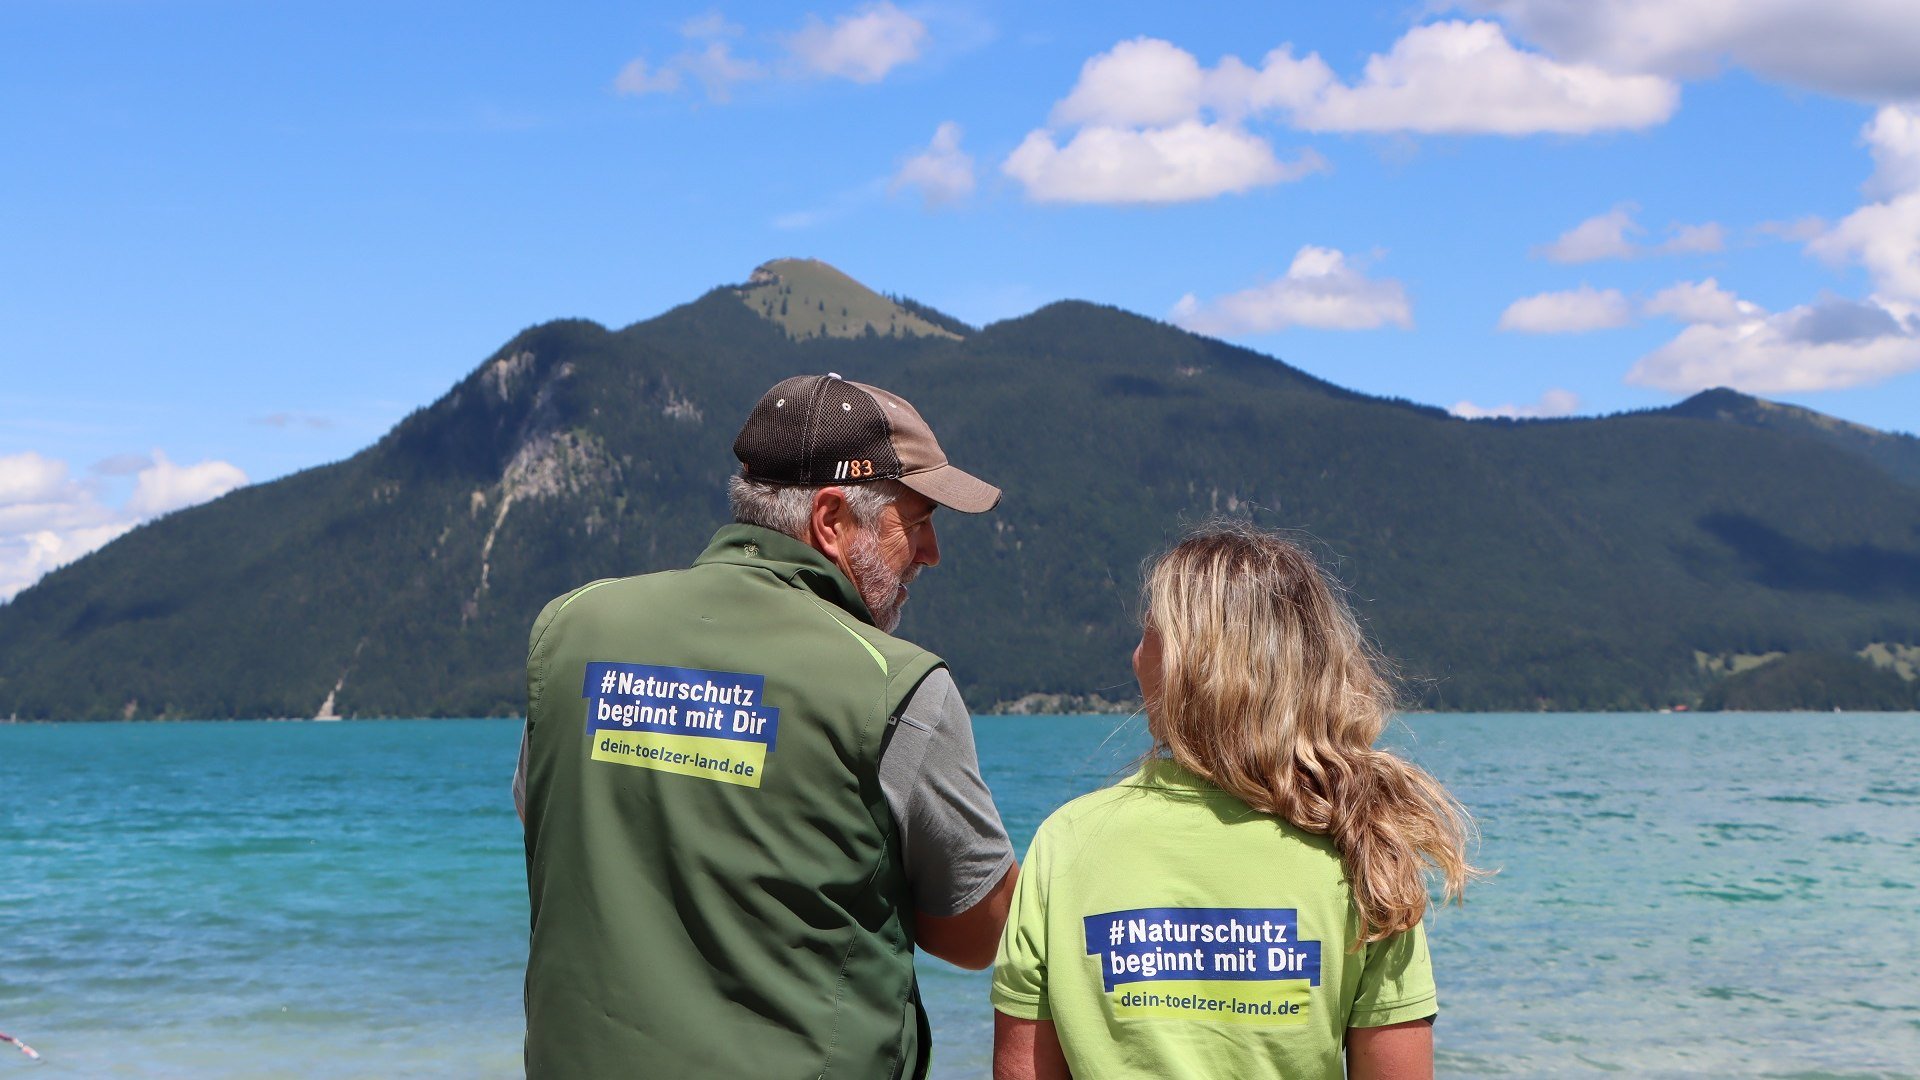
[7,708,1920,724]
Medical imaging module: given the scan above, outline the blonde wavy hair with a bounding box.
[1141,522,1480,943]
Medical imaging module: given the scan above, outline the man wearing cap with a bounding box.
[517,374,1017,1079]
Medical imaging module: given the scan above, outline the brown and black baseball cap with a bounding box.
[732,373,1002,513]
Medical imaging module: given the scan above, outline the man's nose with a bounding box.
[918,523,940,567]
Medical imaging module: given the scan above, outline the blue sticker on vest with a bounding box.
[581,662,781,788]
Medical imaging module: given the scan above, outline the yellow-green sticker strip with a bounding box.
[555,578,617,615]
[809,596,889,675]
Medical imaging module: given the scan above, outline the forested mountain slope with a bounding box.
[3,261,1916,718]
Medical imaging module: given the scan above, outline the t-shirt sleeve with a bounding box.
[990,826,1052,1021]
[878,668,1016,918]
[1348,919,1438,1028]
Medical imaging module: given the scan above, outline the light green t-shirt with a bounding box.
[991,761,1437,1080]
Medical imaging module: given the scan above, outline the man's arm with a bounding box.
[877,668,1018,969]
[916,862,1016,969]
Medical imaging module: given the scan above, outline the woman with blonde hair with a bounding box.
[992,522,1479,1080]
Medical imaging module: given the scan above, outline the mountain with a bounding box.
[1666,386,1920,489]
[737,257,966,341]
[3,260,1918,719]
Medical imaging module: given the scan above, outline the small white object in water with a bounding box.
[0,1030,40,1060]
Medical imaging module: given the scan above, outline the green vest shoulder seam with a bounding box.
[526,577,618,717]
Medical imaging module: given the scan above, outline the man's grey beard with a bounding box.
[847,527,920,633]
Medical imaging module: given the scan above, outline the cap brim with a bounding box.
[900,463,1001,514]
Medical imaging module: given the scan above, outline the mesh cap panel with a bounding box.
[733,373,1000,511]
[732,375,899,485]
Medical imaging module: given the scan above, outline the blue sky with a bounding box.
[5,0,1920,598]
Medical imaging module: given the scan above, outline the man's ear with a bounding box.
[808,487,857,568]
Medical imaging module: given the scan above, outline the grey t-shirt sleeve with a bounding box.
[878,668,1016,918]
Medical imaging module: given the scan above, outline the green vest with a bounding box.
[523,524,946,1079]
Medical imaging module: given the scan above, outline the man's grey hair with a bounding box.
[728,474,907,541]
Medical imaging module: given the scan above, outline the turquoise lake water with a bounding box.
[3,714,1918,1078]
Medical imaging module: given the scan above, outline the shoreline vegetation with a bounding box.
[12,643,1917,721]
[7,636,1919,723]
[6,704,1919,724]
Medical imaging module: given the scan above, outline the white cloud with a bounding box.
[612,42,763,103]
[91,453,151,477]
[1451,388,1582,419]
[1628,282,1920,393]
[613,58,683,96]
[0,449,247,602]
[1620,105,1920,396]
[1861,104,1920,198]
[1539,206,1642,263]
[785,2,927,84]
[1811,107,1920,307]
[1497,286,1634,333]
[1050,24,1678,135]
[1050,37,1214,129]
[1042,37,1334,130]
[681,41,766,101]
[1628,308,1920,393]
[126,452,248,519]
[1538,205,1724,261]
[891,122,974,207]
[1644,278,1762,325]
[1291,21,1677,135]
[1459,0,1920,103]
[1050,24,1678,136]
[1211,46,1335,120]
[1815,192,1920,306]
[1170,247,1413,334]
[1006,23,1674,204]
[0,524,135,606]
[1004,122,1324,204]
[679,12,743,40]
[1756,216,1828,243]
[1658,221,1725,255]
[615,3,924,104]
[0,451,69,506]
[0,458,110,541]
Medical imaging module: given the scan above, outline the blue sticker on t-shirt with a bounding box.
[1083,907,1322,992]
